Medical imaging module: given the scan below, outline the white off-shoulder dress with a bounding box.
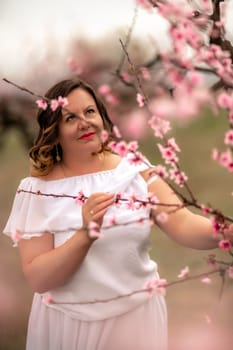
[3,156,167,350]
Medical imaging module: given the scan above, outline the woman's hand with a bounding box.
[82,192,115,229]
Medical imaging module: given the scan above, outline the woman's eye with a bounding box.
[86,108,95,114]
[65,114,76,122]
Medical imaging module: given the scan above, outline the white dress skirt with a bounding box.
[26,293,167,350]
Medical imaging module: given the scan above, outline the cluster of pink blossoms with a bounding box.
[75,189,159,213]
[210,216,232,251]
[108,138,147,166]
[135,0,153,12]
[11,230,22,247]
[178,265,190,279]
[66,57,83,76]
[157,138,188,187]
[36,96,68,111]
[211,91,233,172]
[212,148,233,173]
[88,221,103,239]
[144,277,168,296]
[98,84,119,106]
[148,70,211,124]
[197,44,233,83]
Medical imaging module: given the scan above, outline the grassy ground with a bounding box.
[0,111,232,350]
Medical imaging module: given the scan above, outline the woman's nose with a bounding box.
[78,117,90,130]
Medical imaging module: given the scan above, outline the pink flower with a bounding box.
[219,1,227,20]
[149,97,175,120]
[228,267,233,279]
[199,0,213,13]
[36,99,48,110]
[170,27,185,43]
[123,111,147,140]
[158,144,178,164]
[50,99,59,111]
[179,57,194,70]
[57,96,68,107]
[218,239,232,251]
[120,72,130,82]
[148,115,171,138]
[201,277,212,284]
[135,0,153,12]
[206,254,217,268]
[156,212,169,223]
[136,93,145,108]
[146,193,159,208]
[178,266,190,279]
[106,93,119,106]
[201,205,211,215]
[67,57,77,70]
[217,92,233,109]
[187,71,204,86]
[114,193,123,207]
[112,125,122,139]
[127,151,145,165]
[11,230,22,247]
[42,293,54,304]
[109,141,128,157]
[224,130,233,145]
[211,217,221,234]
[108,141,118,153]
[228,111,233,124]
[137,217,146,224]
[211,148,219,161]
[126,196,138,210]
[144,278,167,296]
[219,149,232,167]
[168,69,184,86]
[66,57,83,75]
[153,165,168,179]
[167,138,180,152]
[88,221,103,239]
[169,168,188,187]
[140,67,151,80]
[106,215,117,227]
[98,84,111,96]
[100,130,109,143]
[75,191,86,205]
[115,141,128,157]
[127,141,139,152]
[229,162,233,172]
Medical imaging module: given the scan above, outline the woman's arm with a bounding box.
[19,229,93,294]
[141,170,233,250]
[19,192,115,293]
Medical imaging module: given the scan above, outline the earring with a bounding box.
[55,144,61,162]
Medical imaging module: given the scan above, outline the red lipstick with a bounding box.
[79,132,95,140]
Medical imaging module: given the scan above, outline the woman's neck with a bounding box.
[60,151,105,177]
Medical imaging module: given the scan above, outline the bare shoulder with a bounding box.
[104,151,122,169]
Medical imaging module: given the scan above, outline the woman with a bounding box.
[3,78,233,350]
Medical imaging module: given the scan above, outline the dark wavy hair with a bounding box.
[29,78,114,176]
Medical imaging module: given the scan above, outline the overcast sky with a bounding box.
[0,0,233,82]
[0,0,169,78]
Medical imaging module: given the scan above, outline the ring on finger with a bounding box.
[90,209,94,215]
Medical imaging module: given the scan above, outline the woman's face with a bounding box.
[58,88,104,156]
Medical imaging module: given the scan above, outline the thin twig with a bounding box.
[116,5,139,75]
